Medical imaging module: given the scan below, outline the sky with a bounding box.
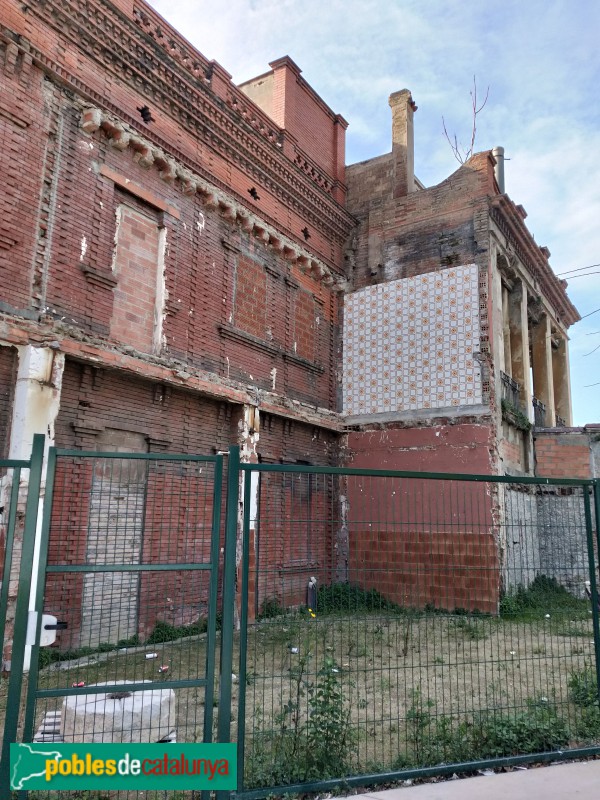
[148,0,600,425]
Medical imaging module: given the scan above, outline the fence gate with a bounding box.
[1,445,225,797]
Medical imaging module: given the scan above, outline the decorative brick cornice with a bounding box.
[490,195,580,327]
[82,106,347,290]
[13,1,355,247]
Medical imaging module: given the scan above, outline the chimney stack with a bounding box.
[389,89,417,198]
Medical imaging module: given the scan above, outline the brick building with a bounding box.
[0,0,584,644]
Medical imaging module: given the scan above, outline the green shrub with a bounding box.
[145,618,207,644]
[500,575,586,619]
[476,700,570,757]
[316,582,402,615]
[245,654,355,787]
[568,667,598,707]
[572,705,600,742]
[257,597,285,620]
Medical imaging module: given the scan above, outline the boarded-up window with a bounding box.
[110,203,164,354]
[80,429,147,648]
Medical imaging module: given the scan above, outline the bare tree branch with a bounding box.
[443,76,490,164]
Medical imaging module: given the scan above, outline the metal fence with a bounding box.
[231,460,600,798]
[2,442,600,799]
[0,445,225,799]
[0,435,45,790]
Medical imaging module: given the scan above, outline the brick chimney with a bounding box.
[389,89,417,198]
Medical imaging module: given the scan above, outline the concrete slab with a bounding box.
[347,759,600,800]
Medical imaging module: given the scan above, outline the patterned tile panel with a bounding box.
[343,264,482,416]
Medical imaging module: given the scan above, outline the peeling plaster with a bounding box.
[153,227,168,355]
[80,235,88,262]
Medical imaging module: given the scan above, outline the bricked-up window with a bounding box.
[293,289,321,362]
[233,256,267,339]
[110,202,166,354]
[80,429,148,648]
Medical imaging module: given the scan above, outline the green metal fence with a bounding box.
[1,446,225,799]
[230,456,600,798]
[0,434,45,793]
[2,441,600,799]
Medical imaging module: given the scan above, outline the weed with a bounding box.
[245,654,355,787]
[316,583,402,615]
[475,700,570,757]
[36,633,141,669]
[258,597,285,620]
[145,618,207,644]
[568,667,598,707]
[500,575,588,620]
[572,705,600,742]
[450,617,488,641]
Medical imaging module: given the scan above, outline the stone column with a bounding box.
[552,335,573,426]
[8,345,64,462]
[502,286,512,375]
[531,315,556,427]
[508,282,532,419]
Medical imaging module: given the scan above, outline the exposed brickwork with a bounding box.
[110,203,161,353]
[54,359,237,454]
[534,430,593,479]
[233,256,268,340]
[344,424,495,474]
[0,344,17,458]
[344,424,500,611]
[348,529,499,614]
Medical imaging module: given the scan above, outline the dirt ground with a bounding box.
[0,608,596,792]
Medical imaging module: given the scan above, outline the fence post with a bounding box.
[218,445,241,755]
[593,479,600,573]
[0,433,45,799]
[584,485,600,709]
[0,467,22,666]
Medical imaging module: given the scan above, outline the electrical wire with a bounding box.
[556,263,600,277]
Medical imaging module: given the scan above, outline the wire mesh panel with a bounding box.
[235,465,600,797]
[0,462,25,671]
[20,449,223,799]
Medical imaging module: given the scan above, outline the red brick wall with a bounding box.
[344,424,500,613]
[245,413,339,616]
[54,358,238,454]
[345,153,495,292]
[0,344,17,458]
[534,430,592,479]
[0,94,339,409]
[234,256,268,339]
[110,204,161,353]
[0,39,48,312]
[0,0,351,420]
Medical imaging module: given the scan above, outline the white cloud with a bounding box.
[148,0,600,422]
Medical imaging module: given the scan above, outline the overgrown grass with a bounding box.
[500,575,588,620]
[37,618,209,669]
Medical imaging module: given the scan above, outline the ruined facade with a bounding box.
[0,0,583,642]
